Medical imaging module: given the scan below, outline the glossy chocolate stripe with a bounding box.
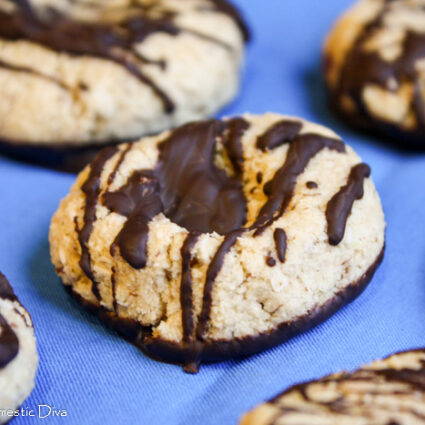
[256,120,302,151]
[252,133,345,235]
[326,163,371,246]
[180,233,200,344]
[273,228,287,263]
[224,117,250,174]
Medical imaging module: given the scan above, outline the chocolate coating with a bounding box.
[103,120,248,269]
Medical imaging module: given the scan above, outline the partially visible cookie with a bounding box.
[324,0,425,148]
[50,113,385,373]
[0,0,248,170]
[0,272,38,419]
[240,348,425,425]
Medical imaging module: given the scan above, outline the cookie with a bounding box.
[240,348,425,425]
[324,0,425,148]
[49,113,385,373]
[0,0,248,170]
[0,272,38,419]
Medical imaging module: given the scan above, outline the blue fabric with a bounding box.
[1,0,424,423]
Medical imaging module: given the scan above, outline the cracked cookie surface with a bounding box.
[49,113,385,372]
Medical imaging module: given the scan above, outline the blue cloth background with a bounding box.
[1,0,424,423]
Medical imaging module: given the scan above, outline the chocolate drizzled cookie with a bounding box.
[50,113,385,372]
[241,348,425,425]
[325,0,425,147]
[0,0,248,170]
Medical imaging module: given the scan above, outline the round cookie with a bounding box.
[324,0,425,148]
[240,348,425,425]
[49,113,385,373]
[0,272,38,421]
[0,0,248,170]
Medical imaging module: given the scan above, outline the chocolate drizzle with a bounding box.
[0,58,69,91]
[223,117,250,174]
[196,229,244,340]
[273,228,287,263]
[78,146,118,299]
[251,132,345,235]
[103,119,248,269]
[375,361,425,391]
[306,181,318,189]
[207,0,250,42]
[256,120,302,151]
[180,233,200,344]
[0,273,19,368]
[0,1,176,111]
[0,0,249,113]
[263,349,425,425]
[326,163,371,246]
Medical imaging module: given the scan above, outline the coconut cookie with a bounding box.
[0,272,38,419]
[240,348,425,425]
[49,113,385,373]
[324,0,425,148]
[0,0,248,170]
